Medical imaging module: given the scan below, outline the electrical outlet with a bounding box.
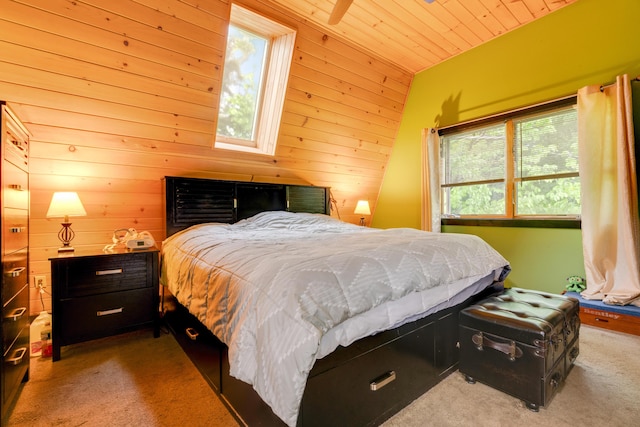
[34,275,46,289]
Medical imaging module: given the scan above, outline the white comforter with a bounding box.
[160,211,509,426]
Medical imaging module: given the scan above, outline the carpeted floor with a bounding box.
[6,324,639,426]
[6,328,239,427]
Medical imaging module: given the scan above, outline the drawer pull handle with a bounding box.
[97,307,124,317]
[9,226,25,233]
[186,327,199,341]
[96,268,123,276]
[370,370,396,391]
[5,267,25,277]
[6,347,27,366]
[9,184,23,191]
[6,307,26,321]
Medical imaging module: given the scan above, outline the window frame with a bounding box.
[214,4,296,156]
[438,96,580,228]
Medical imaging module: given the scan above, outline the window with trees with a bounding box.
[215,4,296,155]
[439,99,579,219]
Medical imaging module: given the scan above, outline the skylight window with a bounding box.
[215,4,296,156]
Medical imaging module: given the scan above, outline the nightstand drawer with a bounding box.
[2,284,29,355]
[58,287,155,345]
[61,252,154,298]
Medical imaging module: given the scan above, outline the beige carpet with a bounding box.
[6,325,639,426]
[6,328,239,427]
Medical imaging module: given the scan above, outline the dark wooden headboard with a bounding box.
[163,176,331,237]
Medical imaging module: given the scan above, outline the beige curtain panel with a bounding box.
[421,128,441,232]
[577,74,640,306]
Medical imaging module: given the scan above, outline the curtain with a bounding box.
[421,128,441,232]
[577,74,640,306]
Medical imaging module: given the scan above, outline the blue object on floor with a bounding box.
[564,291,640,317]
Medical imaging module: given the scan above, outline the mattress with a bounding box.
[160,211,510,426]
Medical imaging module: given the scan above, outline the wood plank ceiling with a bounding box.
[270,0,578,74]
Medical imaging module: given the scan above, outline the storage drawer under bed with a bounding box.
[162,302,223,393]
[301,319,445,426]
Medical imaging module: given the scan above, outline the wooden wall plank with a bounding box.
[4,1,219,76]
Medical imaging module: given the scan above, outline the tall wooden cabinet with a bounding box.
[1,103,30,423]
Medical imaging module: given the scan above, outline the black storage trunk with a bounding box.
[459,288,580,411]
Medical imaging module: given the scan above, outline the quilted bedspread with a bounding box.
[160,211,509,426]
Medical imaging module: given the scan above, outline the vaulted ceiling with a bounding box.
[269,0,578,74]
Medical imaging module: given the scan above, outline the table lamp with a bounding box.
[354,200,371,226]
[46,192,87,252]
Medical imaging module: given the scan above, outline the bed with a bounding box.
[160,176,510,426]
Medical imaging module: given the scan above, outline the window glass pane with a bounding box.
[442,183,505,216]
[438,101,579,220]
[441,124,505,185]
[217,25,268,141]
[516,177,581,215]
[514,106,578,178]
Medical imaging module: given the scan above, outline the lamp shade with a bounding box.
[46,192,87,219]
[354,200,371,216]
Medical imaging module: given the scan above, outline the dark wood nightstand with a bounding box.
[49,248,160,361]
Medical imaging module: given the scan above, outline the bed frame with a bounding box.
[161,176,503,426]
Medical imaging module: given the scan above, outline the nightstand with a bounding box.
[49,248,160,361]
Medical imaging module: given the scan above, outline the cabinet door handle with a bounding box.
[6,307,26,321]
[11,139,25,151]
[96,268,123,276]
[4,267,25,277]
[6,347,27,366]
[370,370,396,391]
[9,226,25,233]
[186,327,199,340]
[9,184,23,191]
[97,307,124,317]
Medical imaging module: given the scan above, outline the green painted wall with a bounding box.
[441,225,586,293]
[374,0,640,294]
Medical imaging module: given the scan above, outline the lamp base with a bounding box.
[57,222,76,253]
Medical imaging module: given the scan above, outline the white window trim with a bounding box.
[215,4,296,156]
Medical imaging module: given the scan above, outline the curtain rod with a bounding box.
[600,75,640,92]
[437,94,576,134]
[438,75,640,134]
